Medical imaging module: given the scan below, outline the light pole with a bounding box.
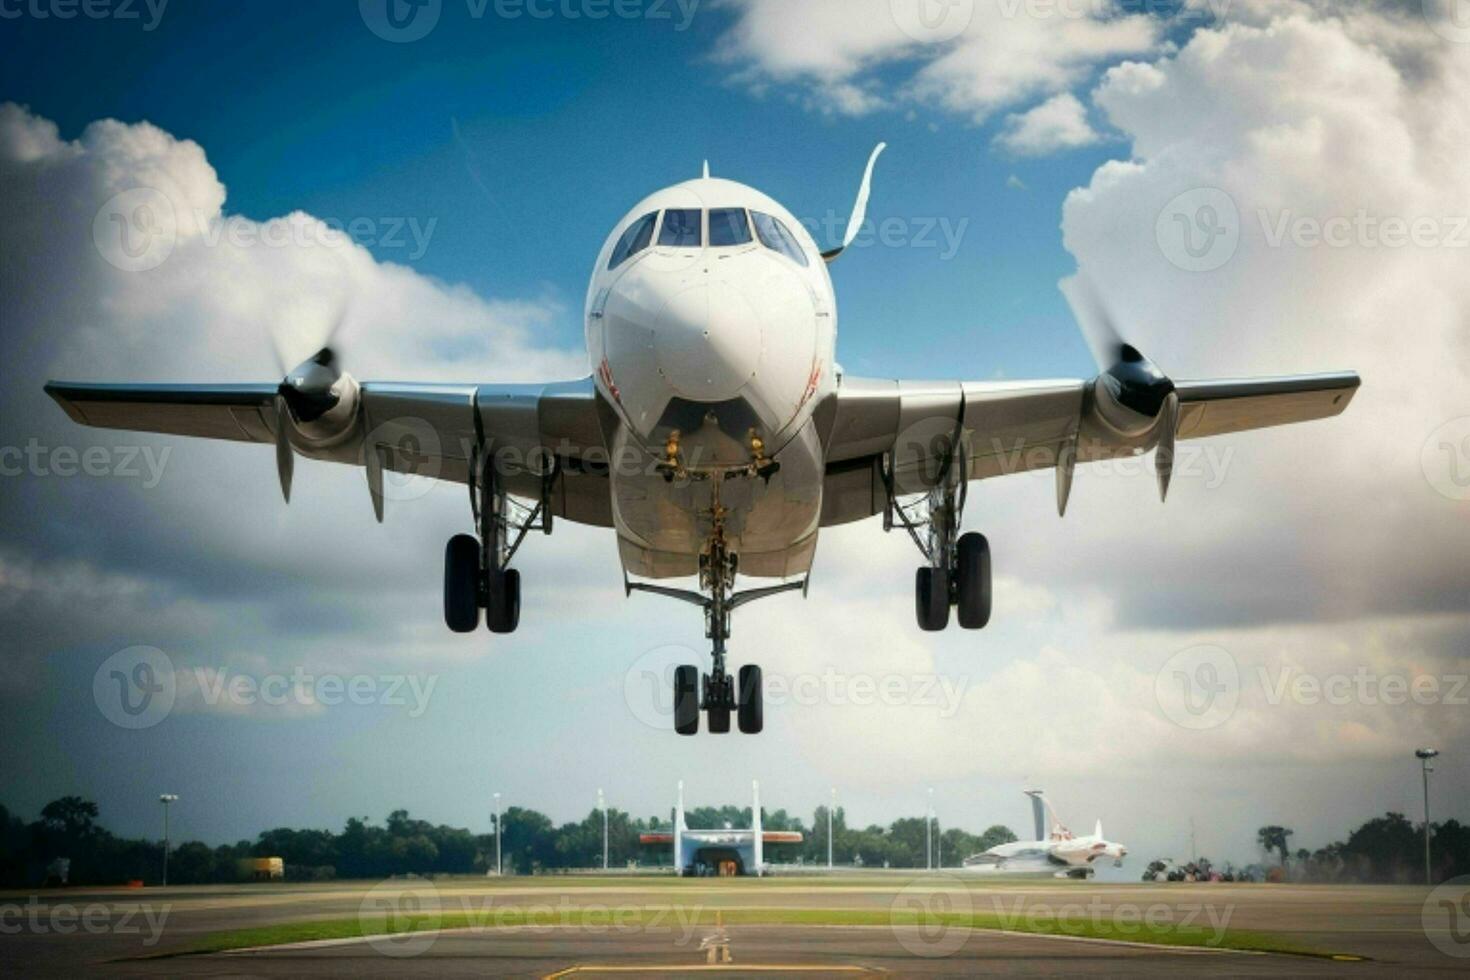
[493,792,502,877]
[598,788,608,871]
[158,794,178,886]
[827,788,835,871]
[926,788,933,872]
[1416,748,1439,885]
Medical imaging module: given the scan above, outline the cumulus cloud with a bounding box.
[713,0,1161,124]
[994,92,1101,155]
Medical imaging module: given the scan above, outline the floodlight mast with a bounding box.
[1416,748,1439,885]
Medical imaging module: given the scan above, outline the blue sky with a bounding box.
[2,1,1466,866]
[1,2,1103,379]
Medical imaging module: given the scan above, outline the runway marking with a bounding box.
[542,967,877,977]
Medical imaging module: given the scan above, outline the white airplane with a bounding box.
[637,780,801,877]
[960,791,1127,880]
[47,146,1360,736]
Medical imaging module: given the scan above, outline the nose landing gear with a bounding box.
[630,510,803,736]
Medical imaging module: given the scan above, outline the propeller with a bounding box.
[1058,275,1180,513]
[267,292,356,506]
[272,347,347,505]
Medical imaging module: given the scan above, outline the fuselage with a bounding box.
[585,177,837,579]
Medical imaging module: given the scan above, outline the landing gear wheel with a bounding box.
[915,566,951,632]
[674,665,700,736]
[705,673,732,734]
[444,535,480,634]
[486,569,521,635]
[955,532,992,630]
[738,665,763,735]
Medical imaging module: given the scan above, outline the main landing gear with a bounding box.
[627,493,802,737]
[444,451,553,635]
[886,451,992,633]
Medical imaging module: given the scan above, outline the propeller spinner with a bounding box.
[1058,276,1181,514]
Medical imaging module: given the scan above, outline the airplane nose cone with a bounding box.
[654,280,761,402]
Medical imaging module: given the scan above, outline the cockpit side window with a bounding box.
[609,212,657,270]
[752,211,809,267]
[709,208,752,247]
[658,208,703,248]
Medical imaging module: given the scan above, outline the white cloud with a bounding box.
[994,92,1101,155]
[713,0,1161,125]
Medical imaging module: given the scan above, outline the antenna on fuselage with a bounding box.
[703,160,710,179]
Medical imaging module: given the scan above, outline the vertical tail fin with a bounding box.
[1025,790,1045,841]
[752,780,764,877]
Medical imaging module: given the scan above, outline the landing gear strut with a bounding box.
[628,480,804,736]
[443,449,553,635]
[885,448,992,632]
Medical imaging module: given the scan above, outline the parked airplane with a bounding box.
[960,791,1127,879]
[46,146,1360,736]
[638,780,801,876]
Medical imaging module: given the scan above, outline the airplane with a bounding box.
[46,145,1360,737]
[637,780,801,877]
[959,790,1127,880]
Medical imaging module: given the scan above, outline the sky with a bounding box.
[0,0,1467,869]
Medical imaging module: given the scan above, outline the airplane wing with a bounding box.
[818,370,1360,525]
[45,373,615,527]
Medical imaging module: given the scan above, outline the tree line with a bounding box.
[1255,814,1470,883]
[0,796,1016,886]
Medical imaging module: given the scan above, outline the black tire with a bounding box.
[955,532,992,630]
[738,665,763,735]
[915,566,950,632]
[674,665,699,736]
[444,535,480,634]
[487,569,521,634]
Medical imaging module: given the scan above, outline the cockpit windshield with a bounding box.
[752,211,808,267]
[658,209,702,248]
[608,212,657,270]
[709,208,752,247]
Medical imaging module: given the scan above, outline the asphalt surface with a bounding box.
[1,876,1464,977]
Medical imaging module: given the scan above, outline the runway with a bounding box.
[1,876,1462,977]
